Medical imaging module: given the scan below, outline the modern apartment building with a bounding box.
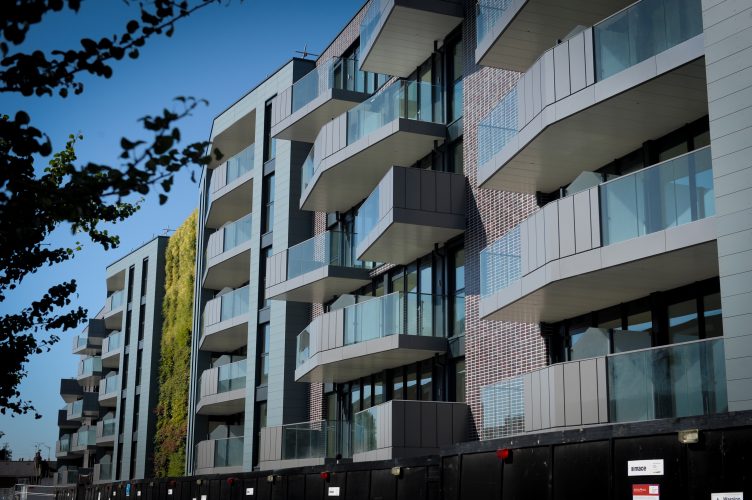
[55,236,168,484]
[186,0,752,481]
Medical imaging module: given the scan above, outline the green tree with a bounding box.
[0,0,228,417]
[154,210,196,477]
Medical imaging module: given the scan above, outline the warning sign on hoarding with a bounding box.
[711,494,743,500]
[633,484,659,500]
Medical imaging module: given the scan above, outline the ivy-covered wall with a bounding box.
[153,210,196,477]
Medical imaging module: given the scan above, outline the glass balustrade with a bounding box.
[476,0,514,45]
[360,0,388,54]
[101,418,116,437]
[222,214,252,252]
[75,427,96,447]
[219,286,250,322]
[101,376,118,395]
[104,332,121,353]
[353,405,382,454]
[287,231,372,280]
[73,334,88,350]
[354,186,380,249]
[212,436,244,468]
[594,0,703,81]
[477,87,518,167]
[108,290,124,311]
[78,357,102,377]
[479,225,522,298]
[608,338,727,423]
[217,360,246,394]
[225,145,255,186]
[301,145,316,191]
[600,147,714,245]
[280,420,335,460]
[58,435,71,453]
[69,399,83,419]
[98,462,113,481]
[292,56,381,113]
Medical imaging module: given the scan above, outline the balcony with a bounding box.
[67,392,100,421]
[57,408,78,429]
[199,286,250,352]
[202,214,252,290]
[196,360,247,415]
[266,231,373,304]
[72,319,106,356]
[96,418,116,447]
[194,436,244,475]
[93,462,114,484]
[71,426,97,453]
[477,0,706,194]
[295,292,448,383]
[353,400,469,462]
[300,80,447,213]
[479,148,717,324]
[55,435,73,459]
[355,167,465,265]
[103,290,125,330]
[53,467,81,486]
[475,0,633,70]
[259,420,346,470]
[60,378,83,403]
[205,146,254,230]
[480,338,726,439]
[77,356,103,385]
[271,57,378,143]
[101,331,122,369]
[359,0,463,77]
[98,375,118,407]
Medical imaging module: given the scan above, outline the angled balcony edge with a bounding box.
[202,239,252,290]
[200,313,250,352]
[196,387,247,416]
[205,170,254,230]
[266,266,372,304]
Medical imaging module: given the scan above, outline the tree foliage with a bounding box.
[0,0,226,417]
[154,210,196,477]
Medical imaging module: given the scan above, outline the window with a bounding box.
[450,139,463,175]
[260,247,272,309]
[392,370,404,400]
[121,353,129,390]
[703,292,723,338]
[137,304,145,342]
[135,349,143,387]
[140,258,148,297]
[454,359,466,403]
[257,324,270,387]
[123,310,132,348]
[262,173,275,234]
[263,100,276,163]
[374,374,385,405]
[668,298,700,344]
[406,365,418,400]
[419,360,433,400]
[451,248,465,337]
[447,37,464,122]
[127,266,135,303]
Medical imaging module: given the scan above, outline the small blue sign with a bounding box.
[126,484,131,497]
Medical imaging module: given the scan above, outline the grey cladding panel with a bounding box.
[554,43,571,100]
[420,402,437,448]
[579,359,599,425]
[559,196,576,257]
[405,168,421,211]
[569,32,587,94]
[420,170,437,212]
[563,362,582,426]
[435,171,451,214]
[574,191,593,253]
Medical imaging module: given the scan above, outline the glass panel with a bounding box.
[419,361,432,401]
[287,231,374,280]
[455,359,466,403]
[594,0,702,81]
[213,437,244,467]
[224,145,255,185]
[217,360,246,394]
[360,0,388,56]
[105,332,121,352]
[393,372,404,400]
[476,0,515,44]
[406,365,417,400]
[703,292,723,338]
[354,186,380,251]
[608,338,727,423]
[351,384,361,417]
[102,418,117,436]
[374,374,385,405]
[222,214,252,252]
[477,87,518,167]
[570,327,611,360]
[480,376,525,440]
[668,299,699,344]
[219,286,250,322]
[480,225,522,297]
[353,405,380,454]
[280,420,340,460]
[601,147,714,245]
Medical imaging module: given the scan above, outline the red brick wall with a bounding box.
[460,1,547,438]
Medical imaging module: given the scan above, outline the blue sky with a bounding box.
[0,0,362,461]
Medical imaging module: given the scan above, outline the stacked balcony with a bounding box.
[55,434,74,459]
[98,374,119,407]
[295,292,447,383]
[103,290,125,330]
[259,420,344,470]
[205,146,254,229]
[57,408,79,430]
[196,360,247,415]
[101,331,122,369]
[93,462,114,484]
[202,214,252,290]
[271,57,380,143]
[355,166,466,265]
[96,417,117,447]
[480,338,726,439]
[53,466,81,486]
[77,356,103,385]
[477,0,706,194]
[72,319,106,356]
[479,148,717,323]
[359,0,463,77]
[194,436,244,475]
[66,392,100,422]
[475,0,634,70]
[266,231,373,304]
[199,286,250,352]
[300,79,447,214]
[60,378,83,403]
[71,426,97,453]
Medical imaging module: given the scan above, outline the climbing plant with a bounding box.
[153,210,196,477]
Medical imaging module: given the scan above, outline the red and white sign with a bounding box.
[633,484,660,500]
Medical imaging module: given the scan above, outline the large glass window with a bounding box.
[392,371,404,400]
[668,299,699,344]
[448,37,464,122]
[262,173,275,234]
[419,360,433,401]
[258,323,270,387]
[703,292,723,338]
[406,365,418,400]
[263,99,276,163]
[451,248,465,337]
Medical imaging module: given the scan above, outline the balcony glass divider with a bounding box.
[219,286,250,322]
[287,231,373,281]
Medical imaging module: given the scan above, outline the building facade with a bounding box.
[55,236,168,484]
[186,0,752,477]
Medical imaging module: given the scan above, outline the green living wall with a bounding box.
[154,210,196,477]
